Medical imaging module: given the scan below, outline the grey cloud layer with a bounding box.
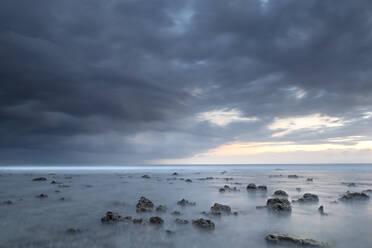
[1,0,372,164]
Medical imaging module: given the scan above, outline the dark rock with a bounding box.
[3,200,13,205]
[192,218,215,230]
[133,218,143,224]
[36,193,48,198]
[172,172,179,176]
[297,193,319,204]
[185,179,192,183]
[220,185,239,192]
[265,234,328,247]
[165,230,175,235]
[149,216,164,225]
[339,191,369,201]
[101,211,122,223]
[296,188,302,192]
[247,183,257,190]
[142,174,150,179]
[175,218,189,224]
[288,175,299,179]
[32,177,47,181]
[273,190,288,197]
[58,184,70,188]
[55,190,60,193]
[258,185,267,191]
[51,180,57,184]
[60,197,65,201]
[266,198,292,212]
[66,228,82,234]
[256,205,267,209]
[177,199,196,207]
[156,205,167,212]
[318,206,327,216]
[136,196,154,212]
[342,182,356,187]
[307,178,314,182]
[211,203,231,214]
[171,211,181,216]
[219,188,226,193]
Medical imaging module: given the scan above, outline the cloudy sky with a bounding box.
[1,0,372,165]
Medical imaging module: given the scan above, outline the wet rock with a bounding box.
[142,174,150,179]
[339,191,369,201]
[172,172,179,176]
[149,216,164,225]
[219,188,226,193]
[101,211,122,223]
[265,234,328,247]
[51,180,57,184]
[297,193,319,204]
[136,196,154,212]
[175,218,189,224]
[133,218,143,224]
[192,218,215,230]
[177,199,196,207]
[185,179,192,183]
[171,211,181,216]
[266,198,292,212]
[307,178,314,182]
[36,193,48,198]
[220,185,239,192]
[66,228,82,234]
[247,183,257,190]
[156,205,167,212]
[288,175,299,179]
[318,206,327,216]
[258,185,267,191]
[211,203,231,214]
[32,177,47,181]
[273,190,288,197]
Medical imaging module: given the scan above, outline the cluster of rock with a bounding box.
[192,218,215,230]
[246,183,267,191]
[219,185,239,193]
[136,196,154,212]
[177,199,196,207]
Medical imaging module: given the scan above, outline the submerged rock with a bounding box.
[318,206,327,216]
[339,191,369,201]
[155,205,167,212]
[177,199,196,207]
[211,203,231,214]
[258,185,268,191]
[297,193,319,204]
[132,218,143,224]
[185,179,192,183]
[2,200,13,205]
[307,178,314,182]
[192,218,215,230]
[32,177,47,181]
[288,175,299,179]
[66,228,82,234]
[266,198,292,212]
[265,234,328,247]
[101,211,122,223]
[273,190,288,197]
[142,174,150,179]
[175,218,189,224]
[220,185,239,193]
[149,216,164,225]
[36,193,48,198]
[136,196,154,212]
[171,211,181,216]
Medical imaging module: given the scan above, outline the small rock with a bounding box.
[172,172,179,176]
[149,216,164,225]
[3,200,13,205]
[51,180,57,184]
[247,183,257,190]
[156,205,167,212]
[266,198,292,212]
[185,179,192,183]
[288,175,299,179]
[192,218,215,230]
[177,199,196,207]
[296,188,302,192]
[142,174,150,179]
[256,205,267,209]
[60,197,65,201]
[211,203,231,214]
[258,185,267,191]
[219,188,226,193]
[273,190,288,197]
[265,234,328,247]
[171,211,181,216]
[133,218,143,224]
[175,218,189,224]
[66,228,82,234]
[101,211,122,223]
[297,193,319,204]
[165,230,175,235]
[32,177,47,181]
[136,196,154,212]
[36,193,48,198]
[307,178,314,182]
[318,206,327,216]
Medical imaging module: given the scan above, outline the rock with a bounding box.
[60,197,65,201]
[273,190,288,197]
[156,205,167,212]
[185,179,192,183]
[362,189,372,194]
[172,172,179,176]
[318,206,327,216]
[339,191,369,201]
[133,218,143,224]
[32,177,47,181]
[265,234,328,247]
[296,188,302,192]
[307,178,314,182]
[219,188,226,193]
[297,193,319,203]
[288,175,299,179]
[220,185,239,192]
[171,211,181,216]
[101,211,122,223]
[66,228,82,234]
[55,190,60,193]
[142,174,150,179]
[256,205,267,209]
[3,200,13,205]
[177,199,196,207]
[136,196,154,212]
[192,218,215,230]
[36,193,48,198]
[149,216,164,225]
[266,198,292,212]
[211,203,231,214]
[175,218,189,224]
[247,183,257,190]
[258,185,267,191]
[51,180,57,184]
[342,182,356,187]
[58,184,70,188]
[165,230,175,235]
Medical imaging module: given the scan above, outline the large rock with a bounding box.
[136,197,154,212]
[265,234,328,247]
[266,198,292,212]
[297,193,319,203]
[192,218,215,230]
[211,203,231,214]
[339,191,369,201]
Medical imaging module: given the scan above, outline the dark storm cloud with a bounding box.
[1,0,372,164]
